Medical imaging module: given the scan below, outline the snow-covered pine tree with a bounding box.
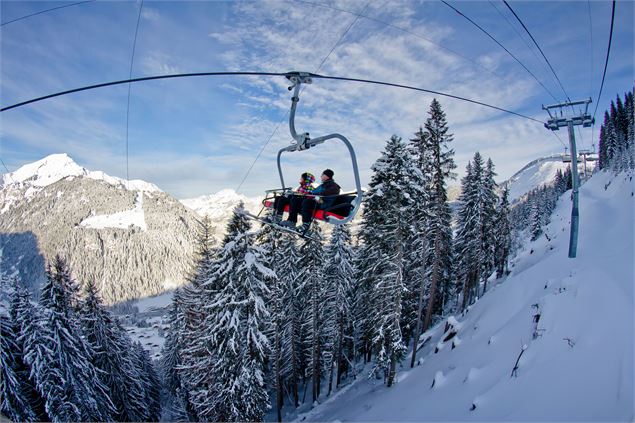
[354,136,393,364]
[5,278,47,421]
[175,215,217,421]
[256,217,285,421]
[79,279,147,422]
[132,341,162,421]
[368,135,411,387]
[627,90,635,170]
[494,186,512,279]
[599,111,611,170]
[198,203,273,421]
[455,159,481,311]
[322,225,355,394]
[406,126,434,368]
[421,99,456,332]
[530,195,543,241]
[23,258,115,422]
[299,224,327,403]
[402,127,432,350]
[480,158,499,293]
[279,233,305,408]
[1,313,39,422]
[553,169,567,195]
[161,288,184,402]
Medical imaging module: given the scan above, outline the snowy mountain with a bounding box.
[504,154,597,201]
[180,189,262,239]
[292,170,634,422]
[0,154,199,304]
[1,153,160,197]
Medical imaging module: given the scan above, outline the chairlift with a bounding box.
[246,72,363,237]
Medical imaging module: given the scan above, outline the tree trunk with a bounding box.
[312,276,320,403]
[410,271,426,368]
[336,317,344,387]
[423,234,441,332]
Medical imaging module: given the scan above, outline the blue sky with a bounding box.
[1,0,633,198]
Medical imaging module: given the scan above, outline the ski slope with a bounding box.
[296,171,634,422]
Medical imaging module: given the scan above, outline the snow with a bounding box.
[131,290,174,313]
[1,153,161,194]
[180,188,262,218]
[79,191,147,231]
[505,155,596,201]
[295,170,634,422]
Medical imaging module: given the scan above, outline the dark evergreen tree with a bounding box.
[366,135,411,387]
[24,258,115,422]
[176,216,217,422]
[197,204,272,421]
[279,234,305,408]
[299,224,326,402]
[1,313,40,422]
[406,127,434,368]
[455,159,482,310]
[421,99,456,332]
[494,186,512,279]
[132,341,162,421]
[480,158,499,293]
[323,225,355,394]
[5,278,47,421]
[257,218,285,421]
[79,280,147,422]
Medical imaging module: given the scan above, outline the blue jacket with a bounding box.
[312,179,341,209]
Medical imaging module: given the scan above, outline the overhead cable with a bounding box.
[1,0,96,26]
[1,71,545,124]
[502,0,572,103]
[592,0,616,121]
[440,0,560,103]
[294,0,504,80]
[124,0,144,189]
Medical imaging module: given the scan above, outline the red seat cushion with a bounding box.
[263,200,345,221]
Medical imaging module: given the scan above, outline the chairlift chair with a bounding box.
[247,72,363,237]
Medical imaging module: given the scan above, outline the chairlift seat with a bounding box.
[263,193,356,221]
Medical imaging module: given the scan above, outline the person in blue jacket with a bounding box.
[280,169,340,232]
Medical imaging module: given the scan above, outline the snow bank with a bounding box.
[297,170,634,422]
[79,192,147,231]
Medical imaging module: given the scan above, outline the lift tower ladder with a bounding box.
[542,98,594,258]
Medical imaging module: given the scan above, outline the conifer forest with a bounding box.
[2,91,633,422]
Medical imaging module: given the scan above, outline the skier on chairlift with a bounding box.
[278,168,341,233]
[270,172,315,223]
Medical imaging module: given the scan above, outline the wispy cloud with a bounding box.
[1,1,631,198]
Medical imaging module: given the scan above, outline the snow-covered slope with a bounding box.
[180,189,263,240]
[504,155,596,202]
[180,188,262,218]
[297,170,634,422]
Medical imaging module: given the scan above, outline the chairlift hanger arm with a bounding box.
[277,72,363,225]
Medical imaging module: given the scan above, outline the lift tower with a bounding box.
[542,98,594,258]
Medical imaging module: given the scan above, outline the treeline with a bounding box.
[1,256,161,422]
[510,167,572,244]
[598,89,634,172]
[160,99,516,422]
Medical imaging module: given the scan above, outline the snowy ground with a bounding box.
[80,191,148,231]
[293,170,634,422]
